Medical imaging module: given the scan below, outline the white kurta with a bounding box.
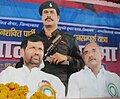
[67,66,120,98]
[0,65,65,98]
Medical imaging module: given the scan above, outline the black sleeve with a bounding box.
[67,37,85,73]
[15,57,24,68]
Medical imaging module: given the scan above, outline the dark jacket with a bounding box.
[40,29,84,90]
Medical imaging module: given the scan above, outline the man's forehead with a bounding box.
[27,41,43,45]
[43,8,56,11]
[83,42,98,51]
[87,43,98,47]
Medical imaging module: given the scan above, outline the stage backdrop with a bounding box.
[0,0,120,76]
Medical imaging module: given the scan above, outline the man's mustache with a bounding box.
[45,17,54,21]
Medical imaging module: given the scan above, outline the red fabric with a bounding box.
[17,0,120,14]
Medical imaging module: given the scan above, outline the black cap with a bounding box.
[39,1,60,16]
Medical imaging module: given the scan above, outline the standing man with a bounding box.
[39,0,84,92]
[67,42,120,98]
[0,34,65,98]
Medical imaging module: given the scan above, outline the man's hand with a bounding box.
[50,52,67,64]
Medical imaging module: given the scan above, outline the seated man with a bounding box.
[0,34,65,98]
[67,42,120,98]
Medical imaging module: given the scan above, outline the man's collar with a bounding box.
[42,29,60,37]
[51,29,60,37]
[22,61,45,72]
[84,65,106,74]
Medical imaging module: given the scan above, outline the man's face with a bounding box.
[41,8,59,27]
[20,41,44,69]
[82,42,103,69]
